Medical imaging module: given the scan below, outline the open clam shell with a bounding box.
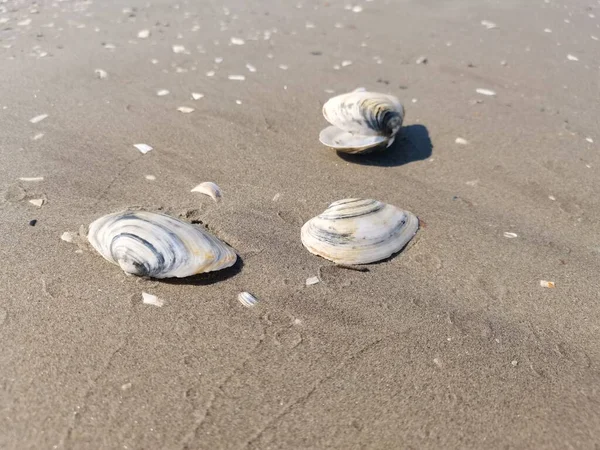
[301,199,418,265]
[88,211,237,278]
[320,91,404,154]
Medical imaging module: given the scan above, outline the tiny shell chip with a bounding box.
[134,143,153,154]
[238,291,257,307]
[228,75,245,81]
[191,92,204,100]
[306,276,320,286]
[540,280,555,288]
[455,137,468,145]
[30,114,48,124]
[476,88,496,96]
[503,232,518,238]
[88,210,237,278]
[177,106,195,113]
[142,292,164,307]
[191,182,222,202]
[94,69,108,79]
[137,29,150,39]
[301,199,418,265]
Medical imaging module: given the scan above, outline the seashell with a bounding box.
[301,199,418,265]
[88,211,237,278]
[191,182,222,202]
[238,291,257,307]
[319,90,404,154]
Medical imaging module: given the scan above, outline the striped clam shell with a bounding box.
[88,211,237,278]
[301,199,418,265]
[319,90,404,153]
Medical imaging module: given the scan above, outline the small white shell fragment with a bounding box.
[18,18,32,26]
[455,137,469,145]
[481,20,498,29]
[32,133,45,140]
[503,232,518,238]
[144,175,156,181]
[19,177,44,182]
[94,69,108,79]
[540,280,556,289]
[585,137,593,143]
[172,45,186,53]
[278,64,289,70]
[191,92,204,100]
[156,89,169,96]
[61,231,75,243]
[137,29,150,39]
[238,291,257,307]
[206,70,215,77]
[592,35,599,41]
[215,57,224,64]
[301,199,418,265]
[29,199,45,207]
[352,5,363,12]
[544,28,552,33]
[466,180,479,186]
[142,292,164,307]
[151,59,159,64]
[567,54,579,61]
[306,276,320,286]
[177,106,195,113]
[29,114,48,124]
[511,360,518,367]
[235,100,242,105]
[548,195,556,201]
[228,75,245,81]
[341,60,352,67]
[134,143,153,154]
[305,22,315,28]
[272,193,281,201]
[191,182,222,202]
[415,56,428,64]
[476,88,496,96]
[246,63,256,72]
[230,37,245,45]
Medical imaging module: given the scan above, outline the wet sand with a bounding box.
[1,0,600,449]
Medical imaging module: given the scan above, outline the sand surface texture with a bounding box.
[1,0,599,449]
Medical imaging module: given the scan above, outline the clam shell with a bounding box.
[319,126,394,154]
[320,91,404,154]
[88,211,237,278]
[301,199,418,265]
[191,181,222,202]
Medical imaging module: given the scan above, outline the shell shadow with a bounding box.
[336,124,432,167]
[159,257,244,286]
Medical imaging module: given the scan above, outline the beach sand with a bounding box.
[1,0,599,448]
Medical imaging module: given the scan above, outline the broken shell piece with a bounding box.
[94,69,108,79]
[191,182,222,202]
[29,198,45,207]
[29,114,48,124]
[61,231,75,243]
[191,92,204,100]
[137,29,150,39]
[540,280,555,288]
[142,292,164,307]
[88,211,237,278]
[177,106,195,113]
[476,88,496,96]
[238,291,257,307]
[301,199,418,265]
[306,276,320,286]
[319,90,404,154]
[134,143,153,154]
[455,137,468,145]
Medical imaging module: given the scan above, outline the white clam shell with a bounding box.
[88,211,237,278]
[191,182,222,202]
[320,91,404,154]
[301,199,418,265]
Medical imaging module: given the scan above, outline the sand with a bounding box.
[1,0,599,448]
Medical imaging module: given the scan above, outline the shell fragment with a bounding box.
[191,182,222,202]
[238,292,257,307]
